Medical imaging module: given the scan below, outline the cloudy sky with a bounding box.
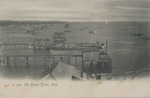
[0,0,149,21]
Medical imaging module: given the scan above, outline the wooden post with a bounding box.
[34,56,36,68]
[60,57,63,62]
[2,57,4,65]
[0,56,1,66]
[82,51,84,72]
[14,57,17,67]
[48,57,51,68]
[68,57,70,65]
[75,57,77,68]
[25,57,29,67]
[33,41,36,68]
[103,61,104,68]
[6,57,10,67]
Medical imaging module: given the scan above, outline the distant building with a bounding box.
[53,32,66,44]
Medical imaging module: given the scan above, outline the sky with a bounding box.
[0,0,149,21]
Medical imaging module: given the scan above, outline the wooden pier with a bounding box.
[0,52,84,71]
[0,37,102,72]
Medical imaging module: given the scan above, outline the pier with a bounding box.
[0,37,51,50]
[0,50,84,70]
